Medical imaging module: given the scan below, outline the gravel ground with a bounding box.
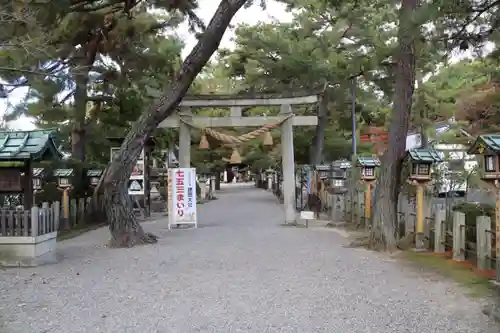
[0,184,498,333]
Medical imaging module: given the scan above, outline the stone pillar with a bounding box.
[199,181,207,201]
[267,174,273,191]
[280,104,296,224]
[415,184,425,251]
[433,207,446,253]
[210,176,216,198]
[477,215,492,270]
[452,211,466,261]
[178,107,191,168]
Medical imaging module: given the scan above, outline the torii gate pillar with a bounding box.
[280,104,296,224]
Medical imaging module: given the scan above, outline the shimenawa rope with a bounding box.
[179,114,293,144]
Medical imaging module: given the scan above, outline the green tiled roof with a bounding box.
[332,160,351,169]
[407,148,442,163]
[468,135,500,154]
[356,156,381,167]
[87,169,103,177]
[0,129,63,161]
[54,168,74,177]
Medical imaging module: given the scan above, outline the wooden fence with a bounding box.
[0,195,106,237]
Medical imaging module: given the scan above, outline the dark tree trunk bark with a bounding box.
[309,89,329,165]
[370,0,417,251]
[416,71,428,148]
[71,73,89,162]
[71,39,99,161]
[215,171,221,190]
[98,0,249,247]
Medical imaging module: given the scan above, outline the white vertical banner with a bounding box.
[168,168,197,229]
[167,168,174,225]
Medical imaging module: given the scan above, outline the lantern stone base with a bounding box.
[0,232,58,267]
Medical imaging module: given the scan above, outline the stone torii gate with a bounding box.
[159,93,319,224]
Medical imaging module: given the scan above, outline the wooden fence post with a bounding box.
[452,211,466,261]
[477,215,492,270]
[31,206,39,237]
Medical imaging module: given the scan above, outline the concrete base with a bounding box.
[0,232,58,267]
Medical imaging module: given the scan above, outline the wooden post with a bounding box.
[495,187,500,282]
[423,194,432,250]
[364,181,372,226]
[415,184,425,251]
[452,211,466,261]
[477,215,492,271]
[62,188,70,229]
[23,160,33,209]
[434,207,446,253]
[357,189,363,226]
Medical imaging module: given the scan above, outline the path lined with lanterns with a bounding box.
[0,184,496,333]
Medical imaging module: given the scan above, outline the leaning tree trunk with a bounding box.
[97,0,249,247]
[370,0,417,251]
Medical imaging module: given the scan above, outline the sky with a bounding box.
[0,1,488,131]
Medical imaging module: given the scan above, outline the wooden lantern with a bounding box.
[468,135,500,183]
[407,148,442,183]
[356,156,380,182]
[331,159,350,188]
[87,169,103,187]
[32,168,45,191]
[54,168,74,188]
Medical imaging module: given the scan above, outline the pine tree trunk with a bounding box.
[309,89,329,165]
[71,41,99,161]
[370,0,417,251]
[98,0,248,247]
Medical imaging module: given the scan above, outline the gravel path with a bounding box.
[0,185,498,333]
